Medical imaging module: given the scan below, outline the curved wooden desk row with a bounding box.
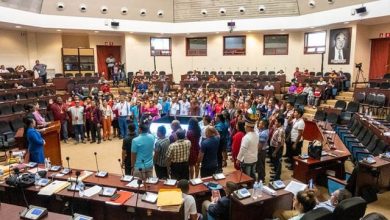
[0,203,70,220]
[51,169,253,196]
[52,77,100,90]
[354,113,390,145]
[296,76,344,84]
[0,85,54,96]
[294,120,350,183]
[0,170,252,220]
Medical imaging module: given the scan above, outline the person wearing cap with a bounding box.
[68,100,86,144]
[236,114,259,179]
[177,179,199,220]
[166,130,191,180]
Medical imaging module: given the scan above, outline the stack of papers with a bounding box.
[157,189,183,207]
[126,179,143,188]
[38,180,70,196]
[285,181,307,196]
[67,171,93,182]
[84,185,102,197]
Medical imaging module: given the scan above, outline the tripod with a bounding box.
[354,67,366,89]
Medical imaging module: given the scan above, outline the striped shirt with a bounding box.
[154,137,170,167]
[166,139,191,163]
[271,126,285,148]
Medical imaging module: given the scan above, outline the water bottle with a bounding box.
[252,181,259,199]
[47,158,52,170]
[258,180,263,197]
[44,158,48,170]
[78,181,85,197]
[34,173,41,189]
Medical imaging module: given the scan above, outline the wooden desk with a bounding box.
[355,114,390,145]
[51,170,253,196]
[294,120,350,183]
[15,121,62,165]
[0,203,70,220]
[231,187,293,219]
[356,156,390,195]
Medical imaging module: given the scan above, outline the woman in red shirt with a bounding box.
[231,121,246,170]
[295,83,304,95]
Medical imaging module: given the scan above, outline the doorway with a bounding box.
[96,45,121,80]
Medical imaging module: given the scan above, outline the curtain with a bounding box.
[96,46,121,80]
[369,39,390,79]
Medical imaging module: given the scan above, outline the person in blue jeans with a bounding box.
[202,181,238,220]
[113,96,131,139]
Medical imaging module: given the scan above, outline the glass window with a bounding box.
[223,36,246,55]
[304,31,326,54]
[264,35,289,55]
[150,37,171,56]
[186,37,207,56]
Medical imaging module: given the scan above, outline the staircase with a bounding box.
[303,91,354,119]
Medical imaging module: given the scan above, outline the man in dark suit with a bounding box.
[332,32,349,64]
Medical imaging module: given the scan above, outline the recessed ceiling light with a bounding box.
[344,21,350,24]
[310,26,315,29]
[15,25,21,28]
[56,29,62,32]
[94,30,99,33]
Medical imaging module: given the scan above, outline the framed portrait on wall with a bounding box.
[328,28,352,65]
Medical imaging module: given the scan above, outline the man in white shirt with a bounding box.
[113,95,131,139]
[179,98,190,116]
[200,115,212,142]
[170,98,180,116]
[178,180,198,220]
[0,65,9,73]
[263,81,275,91]
[236,115,259,179]
[286,108,305,170]
[68,100,86,144]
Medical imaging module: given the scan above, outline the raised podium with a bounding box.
[15,121,62,165]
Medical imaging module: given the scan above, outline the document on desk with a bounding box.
[84,185,102,197]
[126,179,143,188]
[285,181,307,196]
[38,180,70,196]
[67,171,93,182]
[157,189,183,207]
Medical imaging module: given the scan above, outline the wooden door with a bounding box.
[96,45,121,80]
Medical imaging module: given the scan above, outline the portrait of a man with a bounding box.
[328,28,351,64]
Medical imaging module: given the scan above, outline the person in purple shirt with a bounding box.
[288,82,297,94]
[32,102,48,127]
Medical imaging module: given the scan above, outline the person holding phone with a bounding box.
[202,181,238,220]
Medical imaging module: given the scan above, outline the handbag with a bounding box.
[308,140,322,160]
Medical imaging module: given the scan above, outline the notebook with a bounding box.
[105,191,133,206]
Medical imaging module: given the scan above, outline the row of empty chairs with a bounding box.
[336,118,389,162]
[56,72,98,78]
[314,101,360,123]
[0,99,48,116]
[355,92,389,117]
[0,88,54,102]
[368,81,390,89]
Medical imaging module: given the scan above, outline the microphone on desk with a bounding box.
[94,152,100,173]
[138,168,147,192]
[118,159,124,177]
[66,156,71,173]
[71,170,81,217]
[134,179,143,220]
